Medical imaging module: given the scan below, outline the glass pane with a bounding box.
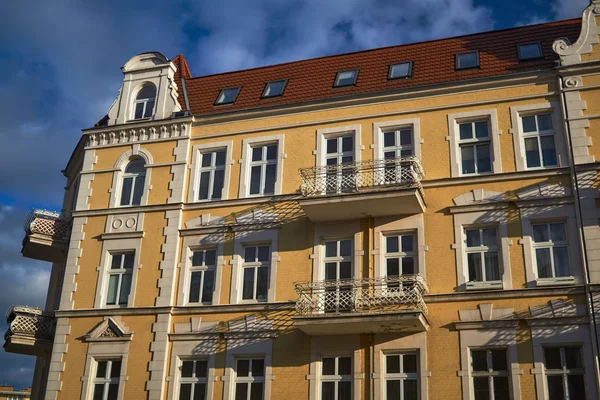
[201,153,213,168]
[181,360,194,377]
[472,350,488,372]
[522,116,537,133]
[547,375,564,400]
[537,114,553,131]
[252,147,263,162]
[118,272,132,305]
[403,354,417,373]
[338,357,352,375]
[476,144,491,173]
[491,350,507,371]
[565,347,583,369]
[255,246,269,262]
[264,80,285,97]
[386,380,400,400]
[256,267,268,301]
[338,381,352,400]
[194,383,206,400]
[266,145,278,160]
[106,275,118,305]
[93,384,105,400]
[321,382,335,400]
[387,259,399,277]
[383,131,396,148]
[550,223,566,242]
[120,177,133,205]
[110,361,121,378]
[533,224,549,243]
[475,121,489,138]
[237,359,250,377]
[252,359,265,377]
[567,375,586,400]
[220,88,239,103]
[339,240,352,257]
[137,86,156,100]
[553,247,570,277]
[386,355,401,374]
[250,382,263,400]
[404,380,418,400]
[242,268,255,300]
[536,248,553,278]
[322,358,336,375]
[466,230,481,247]
[212,169,225,200]
[339,262,352,280]
[525,137,541,168]
[325,263,337,280]
[107,383,118,400]
[401,235,414,252]
[484,251,500,281]
[125,160,145,174]
[386,236,399,253]
[123,253,134,269]
[544,348,562,369]
[336,70,356,86]
[325,241,338,258]
[244,247,256,262]
[215,151,226,166]
[402,258,415,275]
[493,377,510,400]
[327,138,338,154]
[473,377,489,400]
[342,136,353,152]
[540,136,557,166]
[264,164,276,195]
[468,253,483,282]
[205,250,216,266]
[196,360,208,378]
[134,102,145,119]
[400,129,412,146]
[341,155,353,164]
[457,52,478,68]
[390,62,410,78]
[111,254,122,270]
[201,270,214,303]
[131,176,144,206]
[482,229,497,247]
[198,172,210,200]
[235,382,248,400]
[249,166,262,195]
[192,251,205,266]
[384,151,396,160]
[96,361,108,378]
[459,123,473,140]
[401,149,413,157]
[461,146,476,174]
[519,43,542,59]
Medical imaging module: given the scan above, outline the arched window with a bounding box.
[120,159,146,206]
[133,85,156,119]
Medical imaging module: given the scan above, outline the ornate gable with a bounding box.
[83,317,133,342]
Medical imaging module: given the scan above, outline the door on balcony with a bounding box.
[325,135,355,194]
[382,128,413,185]
[384,233,416,294]
[323,239,353,313]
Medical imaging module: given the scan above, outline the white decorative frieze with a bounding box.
[105,213,144,234]
[86,121,190,148]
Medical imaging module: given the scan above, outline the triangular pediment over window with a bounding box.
[83,317,133,342]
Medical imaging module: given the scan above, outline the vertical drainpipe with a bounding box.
[557,74,600,393]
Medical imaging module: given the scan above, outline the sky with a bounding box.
[0,0,589,391]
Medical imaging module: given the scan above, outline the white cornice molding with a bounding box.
[86,119,192,148]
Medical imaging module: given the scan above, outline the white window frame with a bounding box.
[316,125,362,168]
[188,141,233,203]
[469,348,510,400]
[447,110,501,177]
[109,147,153,208]
[463,227,502,284]
[383,232,418,278]
[167,340,217,400]
[239,135,285,198]
[176,358,209,400]
[230,230,279,304]
[80,340,130,400]
[312,221,362,284]
[510,102,567,172]
[531,222,570,280]
[94,238,142,308]
[130,83,156,121]
[233,358,266,400]
[373,118,421,161]
[105,252,135,307]
[222,338,274,400]
[319,355,353,399]
[542,346,586,400]
[177,233,225,306]
[187,248,218,305]
[382,352,419,400]
[90,359,122,400]
[240,244,271,303]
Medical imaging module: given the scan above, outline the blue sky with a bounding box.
[0,0,588,390]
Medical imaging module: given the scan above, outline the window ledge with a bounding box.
[536,276,576,287]
[466,281,503,291]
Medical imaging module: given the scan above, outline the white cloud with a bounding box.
[553,0,589,20]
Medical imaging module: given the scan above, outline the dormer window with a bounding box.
[334,69,359,87]
[214,87,241,105]
[388,62,412,80]
[456,51,479,70]
[133,85,156,120]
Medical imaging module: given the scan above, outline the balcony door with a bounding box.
[323,239,353,313]
[381,128,414,185]
[324,135,355,194]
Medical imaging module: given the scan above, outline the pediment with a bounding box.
[84,317,133,342]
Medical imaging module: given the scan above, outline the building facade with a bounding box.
[6,2,600,400]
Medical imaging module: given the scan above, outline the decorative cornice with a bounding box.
[85,118,193,148]
[553,2,600,66]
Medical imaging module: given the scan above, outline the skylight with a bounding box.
[388,62,413,80]
[334,69,359,87]
[455,51,479,70]
[518,43,543,61]
[262,80,287,98]
[214,87,241,105]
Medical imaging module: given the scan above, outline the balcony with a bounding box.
[298,157,425,221]
[4,306,54,356]
[293,275,429,335]
[22,209,70,263]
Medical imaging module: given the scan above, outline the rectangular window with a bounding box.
[241,245,270,302]
[91,359,121,400]
[532,222,570,279]
[521,113,557,168]
[325,135,355,194]
[465,228,500,283]
[249,144,278,196]
[198,150,226,201]
[544,347,586,400]
[234,358,265,400]
[321,356,352,400]
[178,359,208,400]
[214,87,241,105]
[334,69,359,87]
[458,120,492,175]
[188,249,217,305]
[106,253,134,306]
[382,127,414,183]
[470,349,509,400]
[518,43,543,60]
[388,62,412,79]
[456,51,479,70]
[324,239,353,312]
[261,80,287,98]
[384,353,418,400]
[384,233,416,288]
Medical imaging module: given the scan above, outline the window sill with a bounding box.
[466,281,503,291]
[536,276,576,287]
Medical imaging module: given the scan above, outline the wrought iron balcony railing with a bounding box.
[294,275,428,316]
[299,156,424,197]
[24,209,70,240]
[4,306,54,356]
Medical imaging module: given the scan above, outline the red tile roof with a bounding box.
[175,19,581,117]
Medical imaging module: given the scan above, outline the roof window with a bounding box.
[388,62,413,80]
[455,51,480,70]
[214,87,241,105]
[334,69,359,87]
[518,43,543,61]
[261,80,287,98]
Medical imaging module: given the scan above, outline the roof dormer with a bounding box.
[106,52,182,126]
